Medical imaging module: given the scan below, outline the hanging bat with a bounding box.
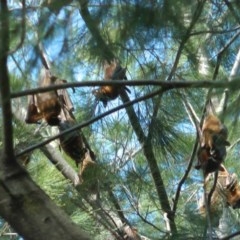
[196,144,226,177]
[36,70,62,125]
[58,102,97,185]
[201,114,230,150]
[58,118,87,166]
[199,165,240,222]
[58,110,95,162]
[55,83,85,167]
[93,59,130,107]
[195,114,230,177]
[25,70,72,126]
[58,118,98,189]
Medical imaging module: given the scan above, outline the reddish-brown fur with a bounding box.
[25,95,42,124]
[195,114,230,177]
[199,165,240,222]
[201,114,228,149]
[93,59,129,107]
[25,71,63,126]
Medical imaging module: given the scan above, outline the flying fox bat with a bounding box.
[195,114,230,177]
[25,70,72,126]
[199,165,240,224]
[58,94,95,163]
[93,59,130,107]
[58,118,87,166]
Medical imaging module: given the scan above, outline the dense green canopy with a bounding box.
[1,0,240,239]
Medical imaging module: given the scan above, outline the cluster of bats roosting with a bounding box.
[24,60,128,183]
[24,59,240,219]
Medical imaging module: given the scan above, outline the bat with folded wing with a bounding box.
[25,70,75,126]
[93,59,130,107]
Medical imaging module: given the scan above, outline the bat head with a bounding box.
[111,65,127,80]
[92,89,108,107]
[46,116,60,126]
[212,132,230,147]
[196,147,223,175]
[92,86,119,107]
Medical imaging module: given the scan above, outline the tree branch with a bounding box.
[10,78,240,99]
[0,0,14,161]
[172,94,200,215]
[41,144,80,186]
[0,174,90,240]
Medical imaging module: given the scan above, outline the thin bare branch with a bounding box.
[220,230,240,240]
[190,25,240,36]
[147,91,163,140]
[37,42,51,69]
[172,136,199,215]
[78,0,115,61]
[10,78,240,99]
[120,90,176,233]
[203,181,213,240]
[207,172,218,208]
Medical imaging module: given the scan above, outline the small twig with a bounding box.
[122,184,164,233]
[10,54,25,77]
[182,93,201,137]
[203,171,218,240]
[107,189,129,226]
[228,138,240,151]
[172,92,200,215]
[190,25,240,36]
[37,42,51,70]
[220,230,240,240]
[203,177,213,240]
[172,136,199,216]
[147,91,163,140]
[207,171,218,209]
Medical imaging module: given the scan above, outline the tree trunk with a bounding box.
[0,162,90,240]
